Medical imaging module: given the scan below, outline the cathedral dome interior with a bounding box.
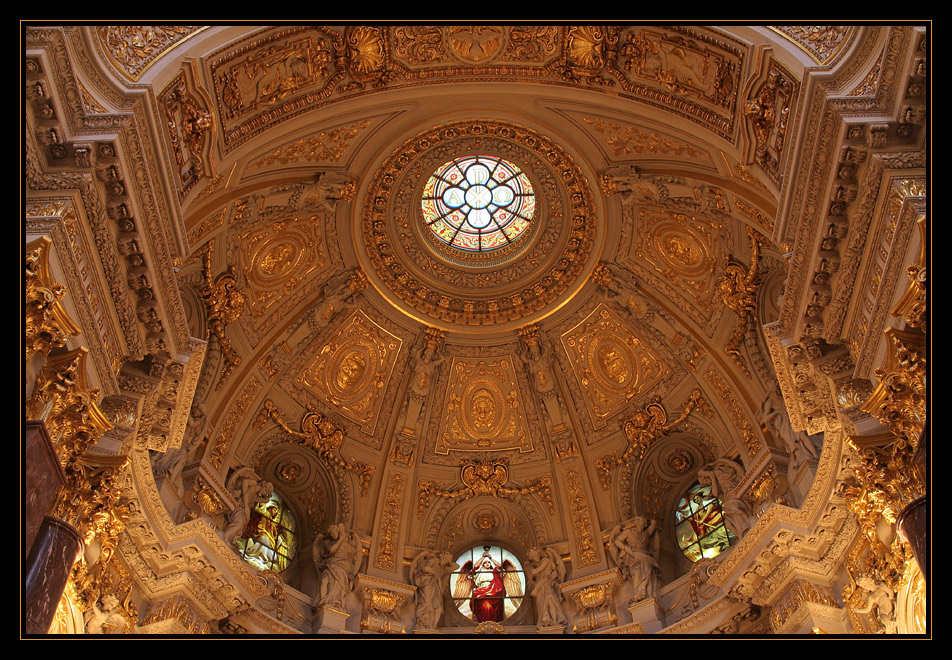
[23,24,929,636]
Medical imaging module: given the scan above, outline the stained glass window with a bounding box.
[235,492,297,573]
[674,482,735,562]
[421,155,535,253]
[449,545,526,623]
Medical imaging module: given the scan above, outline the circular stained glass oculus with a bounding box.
[422,155,536,254]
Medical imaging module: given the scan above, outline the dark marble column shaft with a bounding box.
[23,516,83,635]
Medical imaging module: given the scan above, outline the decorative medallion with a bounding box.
[239,216,326,321]
[435,357,532,453]
[298,310,402,433]
[359,119,600,331]
[561,304,669,427]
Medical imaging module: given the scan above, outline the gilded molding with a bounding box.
[25,236,81,363]
[418,459,553,518]
[96,26,207,81]
[768,26,853,66]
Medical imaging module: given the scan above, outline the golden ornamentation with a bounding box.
[566,579,618,632]
[583,116,708,158]
[299,310,402,434]
[436,357,532,454]
[861,328,926,448]
[564,469,598,566]
[561,304,669,426]
[140,595,211,635]
[359,587,406,634]
[197,241,246,389]
[635,209,721,308]
[210,377,261,469]
[239,216,325,321]
[361,119,598,330]
[890,216,927,332]
[769,580,839,632]
[715,227,766,376]
[474,620,506,635]
[744,62,797,184]
[345,26,389,82]
[251,120,373,168]
[160,72,214,198]
[565,26,611,76]
[264,400,374,496]
[616,27,740,120]
[768,26,853,65]
[96,26,205,81]
[595,390,702,490]
[374,473,405,571]
[25,237,81,363]
[704,367,761,456]
[26,348,113,469]
[417,459,553,517]
[447,25,505,63]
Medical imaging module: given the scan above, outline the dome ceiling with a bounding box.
[24,24,928,636]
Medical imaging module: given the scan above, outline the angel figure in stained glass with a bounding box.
[453,547,523,622]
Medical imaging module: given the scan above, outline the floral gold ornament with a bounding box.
[436,357,532,454]
[595,390,702,490]
[561,304,669,426]
[263,400,374,496]
[25,237,81,363]
[298,310,402,433]
[417,458,553,517]
[715,227,766,376]
[197,241,246,390]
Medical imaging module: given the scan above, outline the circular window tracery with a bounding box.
[421,155,535,254]
[449,545,526,623]
[235,492,298,573]
[674,482,735,562]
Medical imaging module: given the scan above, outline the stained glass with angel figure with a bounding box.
[450,545,526,622]
[235,492,297,572]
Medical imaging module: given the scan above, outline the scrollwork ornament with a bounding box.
[417,458,553,517]
[263,400,374,496]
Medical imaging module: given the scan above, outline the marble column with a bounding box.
[23,516,83,635]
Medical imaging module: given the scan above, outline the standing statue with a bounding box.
[152,401,207,486]
[697,458,752,539]
[409,337,446,398]
[222,467,273,546]
[409,550,459,630]
[518,326,566,428]
[524,546,567,628]
[609,516,661,603]
[759,393,820,468]
[313,523,362,610]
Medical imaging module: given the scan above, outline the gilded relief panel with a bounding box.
[435,357,532,454]
[238,215,326,323]
[560,304,670,428]
[297,310,402,434]
[210,27,340,147]
[632,208,723,308]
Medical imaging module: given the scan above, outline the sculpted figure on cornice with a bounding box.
[759,391,820,468]
[524,546,568,628]
[697,458,752,540]
[409,550,459,630]
[152,401,207,486]
[609,516,661,603]
[517,325,566,430]
[222,466,273,546]
[313,523,362,610]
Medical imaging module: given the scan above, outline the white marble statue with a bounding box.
[152,401,207,485]
[759,393,820,468]
[854,575,898,634]
[409,550,458,630]
[222,467,272,546]
[525,546,567,628]
[697,458,752,539]
[609,516,661,602]
[313,523,362,609]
